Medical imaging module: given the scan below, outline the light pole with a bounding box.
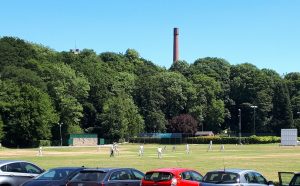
[238,109,241,145]
[58,122,63,146]
[250,105,258,135]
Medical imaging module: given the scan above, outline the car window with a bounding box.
[132,170,144,180]
[23,163,42,174]
[245,172,258,183]
[203,172,238,183]
[71,171,107,182]
[38,170,56,180]
[181,171,192,180]
[291,175,300,186]
[37,169,73,180]
[110,170,131,180]
[254,172,267,184]
[6,163,25,173]
[0,165,7,172]
[190,171,203,182]
[144,172,173,182]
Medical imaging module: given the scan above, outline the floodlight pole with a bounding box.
[250,105,258,135]
[58,122,63,146]
[238,109,241,145]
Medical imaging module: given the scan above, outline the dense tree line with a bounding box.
[0,37,299,147]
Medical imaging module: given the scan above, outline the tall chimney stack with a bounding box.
[173,27,179,63]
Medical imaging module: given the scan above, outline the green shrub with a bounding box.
[34,140,51,147]
[130,136,280,144]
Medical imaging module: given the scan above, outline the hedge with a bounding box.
[130,135,281,144]
[186,136,281,144]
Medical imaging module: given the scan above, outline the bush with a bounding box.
[186,135,280,144]
[34,140,51,147]
[130,136,280,144]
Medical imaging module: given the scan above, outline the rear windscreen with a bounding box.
[144,172,173,182]
[71,171,107,182]
[203,172,239,184]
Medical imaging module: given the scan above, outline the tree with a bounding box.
[0,116,4,141]
[229,64,275,134]
[270,81,294,135]
[35,62,90,138]
[0,36,37,69]
[0,80,58,147]
[134,71,196,132]
[189,74,225,132]
[169,114,198,134]
[285,72,300,118]
[169,60,191,77]
[99,95,144,141]
[190,57,232,131]
[1,65,47,91]
[144,110,167,133]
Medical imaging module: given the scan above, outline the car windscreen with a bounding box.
[144,172,173,182]
[203,172,239,184]
[70,171,107,182]
[35,168,77,180]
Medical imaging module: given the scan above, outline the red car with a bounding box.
[141,168,203,186]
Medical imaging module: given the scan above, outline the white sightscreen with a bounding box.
[281,129,298,146]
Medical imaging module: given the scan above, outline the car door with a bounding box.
[130,169,144,186]
[5,162,33,186]
[253,172,270,186]
[180,171,200,186]
[107,169,133,186]
[190,171,203,182]
[244,172,268,186]
[22,162,43,176]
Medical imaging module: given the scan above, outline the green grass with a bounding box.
[1,143,300,182]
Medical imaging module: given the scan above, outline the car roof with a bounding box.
[206,169,256,174]
[48,167,85,170]
[80,168,134,172]
[146,168,192,174]
[0,160,27,166]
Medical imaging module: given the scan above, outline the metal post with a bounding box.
[238,109,241,145]
[251,105,258,135]
[58,122,63,146]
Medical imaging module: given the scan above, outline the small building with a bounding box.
[195,131,214,137]
[68,134,98,146]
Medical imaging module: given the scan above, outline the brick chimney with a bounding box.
[173,27,179,63]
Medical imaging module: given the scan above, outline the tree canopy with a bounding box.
[0,36,298,147]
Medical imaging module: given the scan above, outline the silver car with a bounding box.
[201,169,274,186]
[0,160,44,186]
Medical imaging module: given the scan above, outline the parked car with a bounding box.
[201,169,274,186]
[278,172,300,186]
[21,167,85,186]
[0,160,44,186]
[141,167,203,186]
[66,168,144,186]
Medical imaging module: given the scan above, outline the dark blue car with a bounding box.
[66,168,145,186]
[21,167,85,186]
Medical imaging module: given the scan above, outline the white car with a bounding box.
[0,160,44,186]
[201,169,274,186]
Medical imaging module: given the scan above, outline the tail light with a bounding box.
[171,177,178,186]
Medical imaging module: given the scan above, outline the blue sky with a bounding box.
[1,0,299,75]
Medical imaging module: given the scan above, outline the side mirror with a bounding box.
[268,181,274,186]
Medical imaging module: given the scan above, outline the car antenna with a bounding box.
[223,158,226,171]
